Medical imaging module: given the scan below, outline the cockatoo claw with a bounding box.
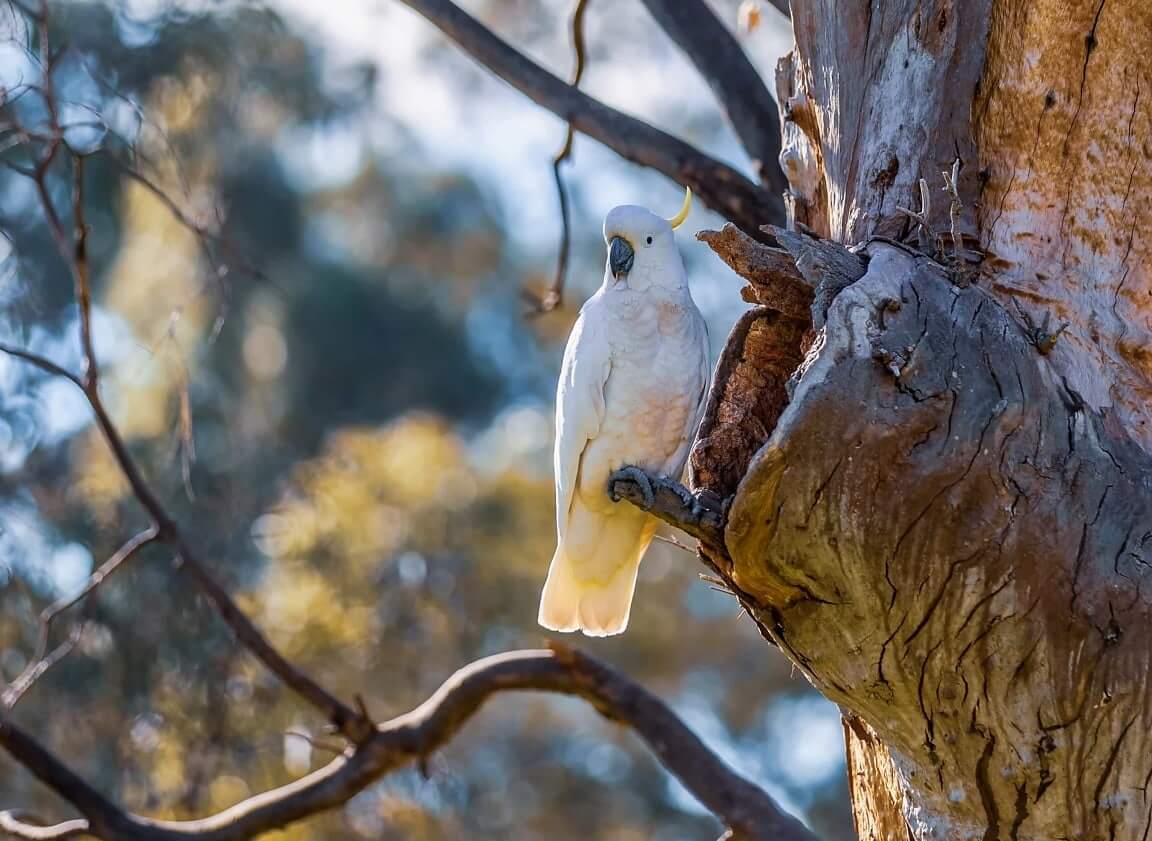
[610,466,656,511]
[671,480,698,514]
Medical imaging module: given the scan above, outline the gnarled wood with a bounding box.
[726,243,1152,840]
[697,225,813,320]
[701,2,1152,837]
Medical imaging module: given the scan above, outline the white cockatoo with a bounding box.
[538,188,710,637]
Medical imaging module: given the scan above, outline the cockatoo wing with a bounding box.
[687,318,711,456]
[657,312,711,479]
[553,301,612,538]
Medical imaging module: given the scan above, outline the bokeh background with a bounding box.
[0,1,854,839]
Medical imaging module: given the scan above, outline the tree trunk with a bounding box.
[693,1,1152,838]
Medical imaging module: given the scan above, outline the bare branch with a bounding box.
[1,526,162,709]
[0,12,808,841]
[102,150,267,287]
[697,224,812,319]
[0,343,83,387]
[395,0,783,238]
[0,811,89,841]
[70,156,96,389]
[0,720,135,840]
[0,649,820,841]
[74,373,365,736]
[169,547,364,738]
[524,0,591,317]
[636,0,788,196]
[0,627,81,710]
[10,116,364,739]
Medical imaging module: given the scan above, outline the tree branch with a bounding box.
[524,0,591,316]
[1,526,161,709]
[394,0,784,238]
[0,344,83,388]
[0,649,819,841]
[0,812,90,841]
[0,131,366,739]
[636,0,788,197]
[697,225,812,319]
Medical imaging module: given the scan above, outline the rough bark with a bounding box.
[728,242,1152,840]
[686,1,1152,838]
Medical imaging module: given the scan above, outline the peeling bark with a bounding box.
[691,225,814,501]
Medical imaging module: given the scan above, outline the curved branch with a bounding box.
[0,344,83,388]
[0,649,820,841]
[4,526,161,708]
[6,139,364,739]
[0,812,89,840]
[636,0,788,196]
[394,0,784,237]
[525,0,591,316]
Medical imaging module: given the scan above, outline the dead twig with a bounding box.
[525,0,590,317]
[1,626,83,710]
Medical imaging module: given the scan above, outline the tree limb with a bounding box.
[0,343,83,388]
[0,812,90,841]
[524,0,591,316]
[697,225,812,319]
[394,0,784,237]
[0,156,367,741]
[636,0,788,197]
[6,525,161,709]
[0,648,820,841]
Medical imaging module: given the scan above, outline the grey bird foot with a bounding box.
[670,480,700,516]
[609,466,656,510]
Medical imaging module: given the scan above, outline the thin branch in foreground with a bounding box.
[0,626,82,710]
[70,155,97,389]
[0,811,89,841]
[0,648,821,841]
[524,0,590,317]
[0,343,82,387]
[395,0,783,238]
[1,525,162,709]
[0,146,365,738]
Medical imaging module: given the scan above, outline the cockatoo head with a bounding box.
[602,187,692,291]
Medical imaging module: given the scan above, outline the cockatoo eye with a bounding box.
[645,236,653,245]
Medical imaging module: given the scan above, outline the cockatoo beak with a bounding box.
[609,236,634,279]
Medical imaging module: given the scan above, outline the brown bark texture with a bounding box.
[692,1,1152,838]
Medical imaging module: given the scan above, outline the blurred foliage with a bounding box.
[0,2,853,840]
